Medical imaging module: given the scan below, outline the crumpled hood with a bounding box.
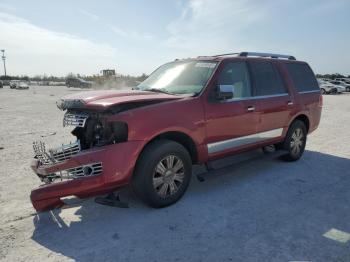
[57,89,181,110]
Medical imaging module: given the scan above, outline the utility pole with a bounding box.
[1,49,6,77]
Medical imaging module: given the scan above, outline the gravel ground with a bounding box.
[0,86,349,262]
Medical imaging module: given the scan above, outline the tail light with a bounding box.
[319,93,323,107]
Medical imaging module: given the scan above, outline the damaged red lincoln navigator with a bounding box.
[30,52,322,212]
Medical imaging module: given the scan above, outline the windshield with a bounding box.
[138,60,217,95]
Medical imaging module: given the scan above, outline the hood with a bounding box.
[57,89,181,111]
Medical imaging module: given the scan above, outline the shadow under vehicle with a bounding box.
[31,150,350,262]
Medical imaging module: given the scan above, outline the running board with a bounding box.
[198,147,288,182]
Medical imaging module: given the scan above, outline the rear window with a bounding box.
[249,61,287,96]
[285,63,319,92]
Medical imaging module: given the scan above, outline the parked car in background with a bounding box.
[329,80,349,92]
[1,79,10,86]
[335,78,350,83]
[30,51,322,212]
[10,80,20,89]
[66,77,93,88]
[16,82,29,90]
[318,80,339,94]
[332,79,350,92]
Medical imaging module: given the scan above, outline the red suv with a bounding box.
[30,52,322,212]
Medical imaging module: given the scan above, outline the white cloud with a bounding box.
[0,12,119,76]
[78,9,100,21]
[165,0,266,53]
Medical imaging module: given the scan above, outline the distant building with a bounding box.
[101,69,116,77]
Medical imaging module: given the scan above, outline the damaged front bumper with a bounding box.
[30,140,143,212]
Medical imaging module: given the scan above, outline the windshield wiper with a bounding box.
[146,88,176,95]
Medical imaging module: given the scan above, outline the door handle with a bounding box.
[287,101,293,106]
[247,106,255,112]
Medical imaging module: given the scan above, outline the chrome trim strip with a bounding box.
[45,162,103,183]
[207,128,284,154]
[221,93,289,103]
[33,140,81,165]
[298,90,320,94]
[253,93,289,99]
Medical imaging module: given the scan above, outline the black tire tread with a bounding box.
[281,120,307,162]
[132,139,192,208]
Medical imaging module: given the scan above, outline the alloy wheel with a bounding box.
[152,155,185,198]
[290,128,304,156]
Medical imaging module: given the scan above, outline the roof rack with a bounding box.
[213,52,296,60]
[239,52,296,60]
[212,52,239,57]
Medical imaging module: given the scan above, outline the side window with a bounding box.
[250,61,287,96]
[285,63,319,92]
[217,62,251,99]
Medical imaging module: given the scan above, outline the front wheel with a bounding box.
[132,139,192,208]
[281,120,307,161]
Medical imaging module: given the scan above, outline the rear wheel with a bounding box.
[281,120,307,161]
[132,139,192,208]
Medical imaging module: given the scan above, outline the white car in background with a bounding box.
[16,82,29,90]
[333,79,350,92]
[329,80,349,92]
[318,80,344,94]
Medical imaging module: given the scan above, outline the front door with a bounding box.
[204,61,259,159]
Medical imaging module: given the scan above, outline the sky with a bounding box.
[0,0,349,77]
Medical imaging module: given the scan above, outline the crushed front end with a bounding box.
[30,100,142,212]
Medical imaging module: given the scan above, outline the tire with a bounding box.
[281,120,307,162]
[321,88,326,94]
[346,87,350,92]
[132,139,192,208]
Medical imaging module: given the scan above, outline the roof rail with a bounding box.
[212,52,239,57]
[211,52,296,60]
[239,52,296,60]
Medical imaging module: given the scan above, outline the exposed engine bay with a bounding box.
[32,95,177,184]
[66,110,128,150]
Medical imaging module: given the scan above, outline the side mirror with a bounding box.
[217,85,234,100]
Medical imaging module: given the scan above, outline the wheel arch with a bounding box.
[289,114,310,133]
[137,131,199,165]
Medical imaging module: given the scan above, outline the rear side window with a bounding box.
[249,61,287,96]
[285,63,319,92]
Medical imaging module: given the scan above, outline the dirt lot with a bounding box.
[0,86,349,262]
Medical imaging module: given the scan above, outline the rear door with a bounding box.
[284,62,321,132]
[248,60,293,138]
